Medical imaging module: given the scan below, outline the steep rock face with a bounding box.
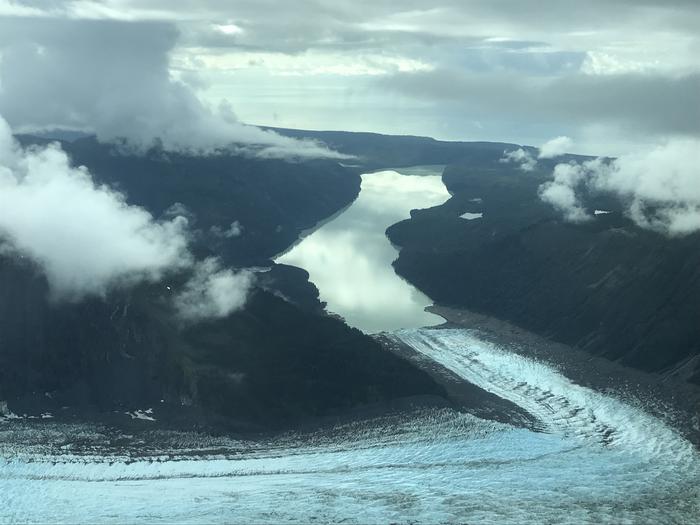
[387,159,700,384]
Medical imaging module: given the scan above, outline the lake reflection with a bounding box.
[276,167,450,333]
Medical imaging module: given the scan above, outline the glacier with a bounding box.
[2,327,698,524]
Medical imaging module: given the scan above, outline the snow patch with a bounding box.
[0,401,20,422]
[125,409,156,422]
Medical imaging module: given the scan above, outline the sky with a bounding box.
[0,0,698,313]
[0,0,698,156]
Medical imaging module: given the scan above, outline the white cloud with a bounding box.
[2,2,697,153]
[539,139,700,235]
[0,0,46,16]
[502,136,575,173]
[538,162,591,223]
[163,202,195,222]
[500,148,536,171]
[214,23,244,35]
[210,221,242,239]
[0,115,192,299]
[0,114,253,318]
[538,135,573,159]
[580,52,652,76]
[590,139,700,235]
[0,19,347,160]
[173,257,253,322]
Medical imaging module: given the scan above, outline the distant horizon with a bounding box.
[22,124,604,158]
[1,2,697,158]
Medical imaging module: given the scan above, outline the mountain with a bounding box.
[266,128,699,385]
[1,135,445,430]
[5,127,698,432]
[385,156,700,384]
[269,128,700,384]
[17,135,360,267]
[267,126,520,170]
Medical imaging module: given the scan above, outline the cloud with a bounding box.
[210,221,242,239]
[1,1,698,155]
[0,116,191,299]
[173,257,253,322]
[539,139,700,235]
[538,136,573,159]
[538,162,592,223]
[163,202,196,223]
[379,70,700,141]
[11,1,699,47]
[0,114,253,317]
[0,0,46,16]
[590,140,700,235]
[501,136,573,171]
[500,148,536,171]
[0,18,346,159]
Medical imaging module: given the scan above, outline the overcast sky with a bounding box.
[0,0,698,155]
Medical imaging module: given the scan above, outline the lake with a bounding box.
[277,167,449,333]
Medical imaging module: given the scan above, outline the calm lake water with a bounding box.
[277,167,449,333]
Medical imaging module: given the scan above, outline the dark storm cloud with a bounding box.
[129,0,700,48]
[378,69,700,138]
[182,24,477,54]
[7,1,699,53]
[1,0,698,151]
[169,0,698,66]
